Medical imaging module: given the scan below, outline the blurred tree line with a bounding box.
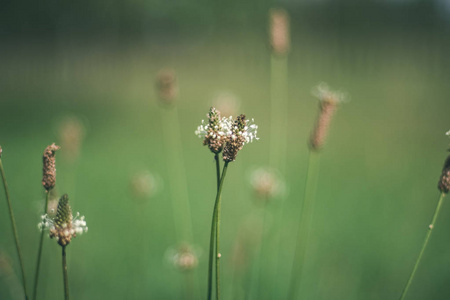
[1,0,448,40]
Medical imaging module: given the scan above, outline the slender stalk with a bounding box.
[207,154,221,300]
[0,159,29,300]
[215,154,221,189]
[33,190,50,300]
[62,246,69,300]
[288,151,321,300]
[399,193,446,300]
[207,161,229,300]
[215,162,229,300]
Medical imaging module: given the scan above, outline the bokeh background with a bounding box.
[1,0,450,299]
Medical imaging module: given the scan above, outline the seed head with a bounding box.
[438,155,450,194]
[156,69,178,104]
[223,114,259,162]
[309,83,346,151]
[39,194,88,247]
[195,107,232,154]
[42,143,60,191]
[269,8,290,56]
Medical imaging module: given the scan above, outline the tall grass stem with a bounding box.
[161,107,194,243]
[288,151,321,300]
[33,191,50,300]
[0,159,29,300]
[399,192,446,300]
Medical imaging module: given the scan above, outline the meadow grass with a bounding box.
[0,27,449,299]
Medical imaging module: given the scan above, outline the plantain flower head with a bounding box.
[222,114,259,162]
[38,194,87,247]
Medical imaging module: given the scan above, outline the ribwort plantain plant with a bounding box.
[33,143,60,300]
[0,146,29,300]
[288,83,345,299]
[38,194,88,300]
[398,131,450,300]
[196,108,259,300]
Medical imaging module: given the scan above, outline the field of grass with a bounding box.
[1,20,450,300]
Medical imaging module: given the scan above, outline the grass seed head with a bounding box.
[42,143,60,191]
[309,83,346,151]
[269,8,290,56]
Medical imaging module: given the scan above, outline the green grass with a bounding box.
[1,29,450,300]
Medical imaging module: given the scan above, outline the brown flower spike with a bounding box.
[42,143,60,191]
[269,8,290,56]
[438,155,450,194]
[223,115,248,162]
[310,83,346,151]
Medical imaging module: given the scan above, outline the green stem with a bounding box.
[288,151,321,300]
[62,246,69,300]
[207,161,229,300]
[207,154,222,300]
[0,159,29,300]
[215,154,221,189]
[215,162,229,300]
[33,190,50,300]
[399,192,446,300]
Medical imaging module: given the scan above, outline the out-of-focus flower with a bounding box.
[129,170,161,199]
[250,167,285,200]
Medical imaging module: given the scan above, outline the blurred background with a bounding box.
[1,0,450,299]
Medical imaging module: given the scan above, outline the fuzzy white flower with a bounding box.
[446,130,450,137]
[312,82,347,103]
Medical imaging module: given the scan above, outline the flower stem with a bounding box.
[0,159,29,300]
[207,154,221,300]
[33,190,50,300]
[399,192,446,300]
[288,150,321,300]
[62,246,69,300]
[215,162,228,300]
[207,161,229,300]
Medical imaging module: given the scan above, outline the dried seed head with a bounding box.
[269,8,290,56]
[438,155,450,194]
[42,143,60,191]
[156,69,178,104]
[40,194,88,247]
[309,83,346,151]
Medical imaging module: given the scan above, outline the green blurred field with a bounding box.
[1,7,450,299]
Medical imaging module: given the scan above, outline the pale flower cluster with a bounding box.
[312,83,347,104]
[194,116,232,141]
[195,116,258,145]
[39,212,88,238]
